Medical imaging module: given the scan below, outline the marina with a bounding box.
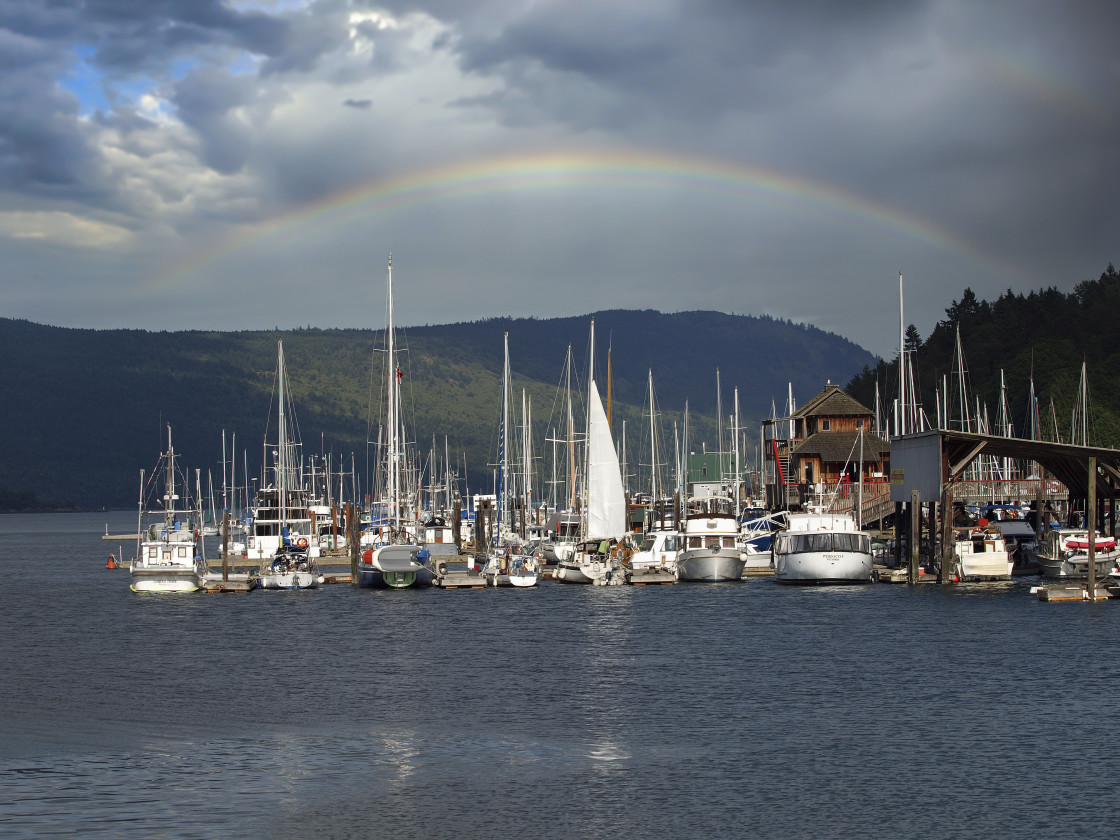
[5,509,1120,840]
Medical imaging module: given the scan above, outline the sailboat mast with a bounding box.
[584,319,595,540]
[733,386,741,511]
[648,369,659,501]
[523,389,532,524]
[498,331,509,538]
[566,346,576,510]
[386,255,399,534]
[277,340,288,535]
[898,271,907,436]
[165,424,175,526]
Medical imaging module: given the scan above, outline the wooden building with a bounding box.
[764,383,890,510]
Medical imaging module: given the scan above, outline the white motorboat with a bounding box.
[676,495,746,582]
[629,529,682,572]
[130,426,207,593]
[952,525,1013,581]
[772,507,873,585]
[1027,528,1120,580]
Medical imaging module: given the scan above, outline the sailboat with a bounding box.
[483,332,540,587]
[357,255,435,589]
[130,425,208,593]
[555,322,628,585]
[257,340,319,590]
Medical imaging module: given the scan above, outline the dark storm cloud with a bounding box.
[0,0,1116,353]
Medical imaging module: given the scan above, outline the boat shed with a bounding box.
[889,429,1120,586]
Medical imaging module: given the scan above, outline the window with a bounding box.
[857,419,864,429]
[822,419,831,431]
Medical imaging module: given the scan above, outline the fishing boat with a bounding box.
[256,341,319,590]
[1027,528,1120,580]
[676,495,747,581]
[952,524,1013,581]
[130,425,208,593]
[357,255,434,589]
[772,505,872,584]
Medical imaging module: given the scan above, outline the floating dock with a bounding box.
[1034,583,1119,602]
[629,569,677,585]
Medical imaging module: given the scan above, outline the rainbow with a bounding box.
[152,148,1001,290]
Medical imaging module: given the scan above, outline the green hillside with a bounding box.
[845,265,1120,447]
[0,310,874,510]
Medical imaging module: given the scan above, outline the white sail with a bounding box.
[586,378,626,539]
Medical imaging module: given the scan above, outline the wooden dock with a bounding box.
[435,569,488,589]
[1034,583,1119,602]
[200,576,254,593]
[629,569,677,585]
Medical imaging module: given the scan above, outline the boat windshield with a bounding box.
[777,532,870,554]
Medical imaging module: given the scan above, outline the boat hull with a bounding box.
[129,572,201,593]
[1033,550,1119,580]
[258,571,319,590]
[553,562,593,584]
[774,550,872,584]
[956,550,1013,581]
[357,545,434,589]
[508,570,539,587]
[676,549,746,582]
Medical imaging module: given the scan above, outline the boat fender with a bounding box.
[296,537,309,548]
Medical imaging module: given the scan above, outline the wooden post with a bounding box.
[893,502,903,570]
[1087,458,1097,601]
[221,509,230,582]
[940,480,954,584]
[452,497,462,554]
[349,504,359,585]
[1033,476,1043,543]
[926,501,936,575]
[908,490,921,584]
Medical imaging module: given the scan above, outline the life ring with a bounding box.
[296,537,309,548]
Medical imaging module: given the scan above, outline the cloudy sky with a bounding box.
[1,0,1116,358]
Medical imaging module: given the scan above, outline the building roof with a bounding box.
[796,384,873,419]
[794,431,891,463]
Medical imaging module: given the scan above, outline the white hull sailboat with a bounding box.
[256,341,319,591]
[357,254,433,590]
[482,332,540,588]
[556,323,628,586]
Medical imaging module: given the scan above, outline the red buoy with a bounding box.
[106,554,117,569]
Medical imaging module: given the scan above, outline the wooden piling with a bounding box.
[940,477,954,584]
[349,503,359,585]
[1087,457,1097,601]
[908,490,921,585]
[221,509,230,582]
[894,502,903,571]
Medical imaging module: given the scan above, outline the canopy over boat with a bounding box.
[1064,535,1116,551]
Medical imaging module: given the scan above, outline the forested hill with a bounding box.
[0,310,874,510]
[845,265,1120,447]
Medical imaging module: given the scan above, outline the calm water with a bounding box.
[1,511,1116,839]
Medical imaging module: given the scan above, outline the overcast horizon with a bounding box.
[2,1,1116,359]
